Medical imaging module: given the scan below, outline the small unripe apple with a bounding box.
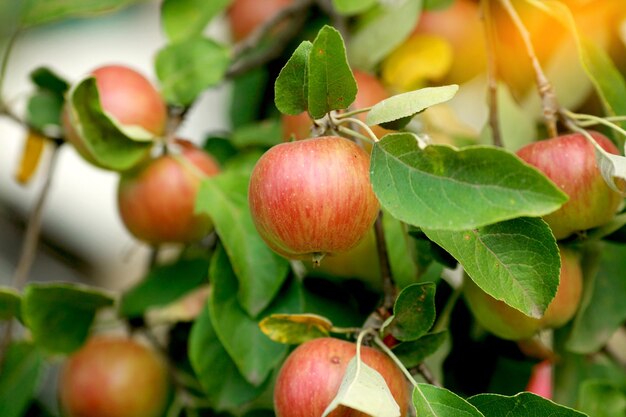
[248,136,380,264]
[117,140,220,244]
[274,337,410,417]
[516,131,624,240]
[463,245,583,340]
[282,71,390,141]
[63,65,167,166]
[59,336,169,417]
[227,0,293,41]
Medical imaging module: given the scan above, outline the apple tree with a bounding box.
[1,0,626,416]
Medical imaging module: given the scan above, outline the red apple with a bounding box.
[59,336,169,417]
[525,360,553,400]
[227,0,293,41]
[463,245,583,340]
[516,131,624,240]
[248,136,380,264]
[117,140,220,244]
[282,70,390,141]
[63,65,167,166]
[274,337,410,417]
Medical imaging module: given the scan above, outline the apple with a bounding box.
[117,140,220,244]
[525,360,553,400]
[282,70,390,141]
[227,0,293,42]
[516,131,624,240]
[58,336,169,417]
[463,245,583,340]
[248,136,380,265]
[274,337,410,417]
[63,65,167,166]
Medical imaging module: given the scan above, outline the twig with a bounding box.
[374,211,397,312]
[411,363,442,387]
[0,29,18,96]
[500,0,559,137]
[481,0,503,147]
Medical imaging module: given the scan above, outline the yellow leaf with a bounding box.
[382,34,453,93]
[15,130,47,185]
[259,313,332,344]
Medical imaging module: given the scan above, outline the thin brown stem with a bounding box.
[481,0,503,147]
[411,363,442,388]
[0,29,19,96]
[374,211,396,312]
[500,0,559,137]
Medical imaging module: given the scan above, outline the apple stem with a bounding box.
[335,107,373,119]
[332,114,379,142]
[480,0,503,148]
[562,109,626,142]
[336,125,374,144]
[372,334,419,388]
[312,252,326,267]
[500,0,559,138]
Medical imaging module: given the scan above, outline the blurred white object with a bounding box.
[0,2,230,288]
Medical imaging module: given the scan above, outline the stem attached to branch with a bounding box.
[500,0,559,137]
[481,0,503,147]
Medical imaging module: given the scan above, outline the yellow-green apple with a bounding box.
[248,136,380,265]
[63,65,167,166]
[463,245,583,340]
[58,336,169,417]
[274,337,410,417]
[227,0,293,41]
[282,70,391,141]
[516,131,624,240]
[117,140,220,244]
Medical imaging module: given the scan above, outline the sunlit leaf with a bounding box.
[468,392,587,416]
[332,0,377,16]
[20,0,142,27]
[161,0,231,42]
[259,313,332,344]
[413,383,485,416]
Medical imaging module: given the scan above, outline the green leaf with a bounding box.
[578,380,626,417]
[348,0,422,72]
[332,0,377,16]
[366,85,458,127]
[67,77,153,171]
[391,331,448,368]
[230,67,269,128]
[119,257,209,318]
[307,26,357,119]
[390,283,436,341]
[27,91,64,131]
[259,313,332,344]
[468,392,587,416]
[231,119,283,149]
[370,134,568,230]
[567,242,626,353]
[275,41,313,116]
[21,283,114,354]
[0,342,43,417]
[155,37,230,106]
[189,304,266,411]
[208,245,294,386]
[424,217,559,318]
[383,212,419,289]
[196,170,290,317]
[424,0,454,10]
[20,0,142,27]
[0,287,21,321]
[161,0,231,42]
[413,383,485,416]
[30,67,69,96]
[322,356,401,417]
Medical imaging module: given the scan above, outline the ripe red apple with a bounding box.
[274,337,410,417]
[58,336,169,417]
[63,65,167,166]
[516,131,624,240]
[463,245,583,340]
[525,360,553,400]
[248,136,380,264]
[117,140,220,244]
[282,70,390,141]
[227,0,293,41]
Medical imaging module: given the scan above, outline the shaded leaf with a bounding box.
[0,341,43,417]
[14,131,47,185]
[27,92,63,131]
[161,0,231,42]
[392,332,448,368]
[413,383,485,416]
[21,283,114,354]
[196,170,290,317]
[308,26,357,119]
[119,257,209,318]
[189,304,267,411]
[259,313,332,344]
[370,134,568,230]
[231,119,283,148]
[366,85,458,127]
[275,41,312,116]
[578,380,626,417]
[155,37,230,106]
[30,67,69,96]
[468,392,587,416]
[383,211,419,289]
[390,283,436,341]
[322,356,401,417]
[0,287,21,321]
[21,0,142,27]
[425,217,559,318]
